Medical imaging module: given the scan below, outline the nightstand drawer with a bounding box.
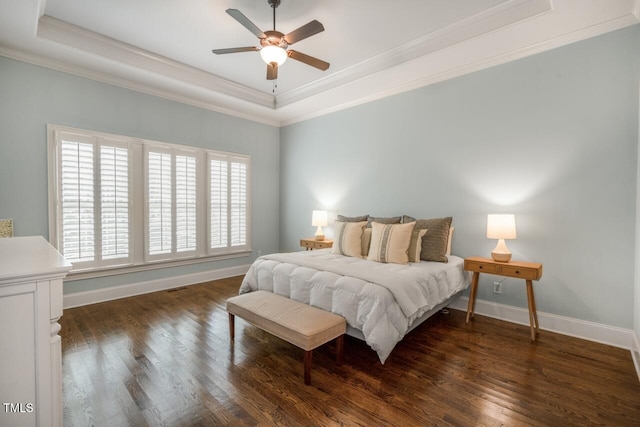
[464,260,500,274]
[500,264,541,280]
[300,238,333,250]
[301,240,315,249]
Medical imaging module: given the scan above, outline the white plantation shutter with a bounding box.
[209,152,250,253]
[49,125,250,275]
[55,131,131,268]
[175,155,197,252]
[210,157,228,249]
[230,159,248,247]
[100,145,129,259]
[60,140,95,262]
[146,148,199,259]
[147,151,173,256]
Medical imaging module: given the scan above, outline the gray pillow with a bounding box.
[404,216,452,263]
[366,216,402,228]
[337,214,369,222]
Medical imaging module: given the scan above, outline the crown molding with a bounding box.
[278,7,640,126]
[0,44,281,127]
[275,0,552,108]
[36,15,276,109]
[3,0,638,128]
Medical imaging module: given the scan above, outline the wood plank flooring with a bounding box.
[60,276,640,426]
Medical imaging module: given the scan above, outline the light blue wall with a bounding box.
[281,25,640,328]
[0,56,280,294]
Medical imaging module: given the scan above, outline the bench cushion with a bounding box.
[227,291,346,351]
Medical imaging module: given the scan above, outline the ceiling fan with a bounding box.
[212,0,330,81]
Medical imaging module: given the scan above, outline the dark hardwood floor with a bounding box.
[61,276,640,426]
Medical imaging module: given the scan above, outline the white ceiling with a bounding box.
[0,0,638,126]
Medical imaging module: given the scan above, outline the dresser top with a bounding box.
[0,236,72,283]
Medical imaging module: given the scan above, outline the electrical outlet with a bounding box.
[493,282,502,294]
[257,249,263,256]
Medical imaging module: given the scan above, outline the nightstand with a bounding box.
[300,238,333,250]
[464,256,543,341]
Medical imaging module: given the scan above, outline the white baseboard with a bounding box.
[448,296,636,351]
[632,332,640,382]
[63,264,251,309]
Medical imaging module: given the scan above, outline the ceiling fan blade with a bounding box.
[212,46,259,55]
[226,9,266,39]
[287,50,330,71]
[283,20,324,45]
[266,63,278,80]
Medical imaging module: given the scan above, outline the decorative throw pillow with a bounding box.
[337,214,369,222]
[331,221,367,258]
[361,227,372,257]
[446,226,454,257]
[409,229,427,263]
[366,216,402,228]
[367,221,415,264]
[403,216,452,263]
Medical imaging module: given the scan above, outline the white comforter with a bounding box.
[239,250,470,363]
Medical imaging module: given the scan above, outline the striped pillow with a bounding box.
[367,221,415,264]
[409,229,427,262]
[331,221,367,258]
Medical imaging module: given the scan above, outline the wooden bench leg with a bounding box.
[304,350,312,385]
[336,335,344,366]
[229,312,235,340]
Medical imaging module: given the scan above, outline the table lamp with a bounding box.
[487,214,517,262]
[312,210,327,241]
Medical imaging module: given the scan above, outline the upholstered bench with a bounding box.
[226,290,346,385]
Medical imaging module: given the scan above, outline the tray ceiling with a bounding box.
[0,0,638,126]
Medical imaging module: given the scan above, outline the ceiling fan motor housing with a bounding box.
[261,31,288,50]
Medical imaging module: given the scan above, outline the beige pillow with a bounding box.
[331,221,367,258]
[367,222,415,264]
[361,227,372,257]
[409,229,427,262]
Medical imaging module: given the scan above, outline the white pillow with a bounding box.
[331,221,367,258]
[446,226,454,257]
[367,221,415,264]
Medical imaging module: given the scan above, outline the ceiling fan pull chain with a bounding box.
[272,79,278,93]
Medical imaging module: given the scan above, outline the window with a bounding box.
[208,153,250,254]
[48,125,251,274]
[145,147,200,261]
[54,131,131,269]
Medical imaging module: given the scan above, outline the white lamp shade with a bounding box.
[311,210,328,227]
[487,214,517,239]
[260,46,288,66]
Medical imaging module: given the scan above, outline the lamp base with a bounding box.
[491,251,512,263]
[491,238,512,262]
[314,226,325,241]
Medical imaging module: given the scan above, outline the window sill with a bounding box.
[64,251,252,282]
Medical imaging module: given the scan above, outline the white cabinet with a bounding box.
[0,236,71,427]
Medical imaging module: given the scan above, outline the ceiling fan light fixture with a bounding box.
[260,45,288,66]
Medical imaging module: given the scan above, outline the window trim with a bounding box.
[47,124,252,277]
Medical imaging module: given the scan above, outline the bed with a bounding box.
[239,248,470,363]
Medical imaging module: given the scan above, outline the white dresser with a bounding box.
[0,236,71,427]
